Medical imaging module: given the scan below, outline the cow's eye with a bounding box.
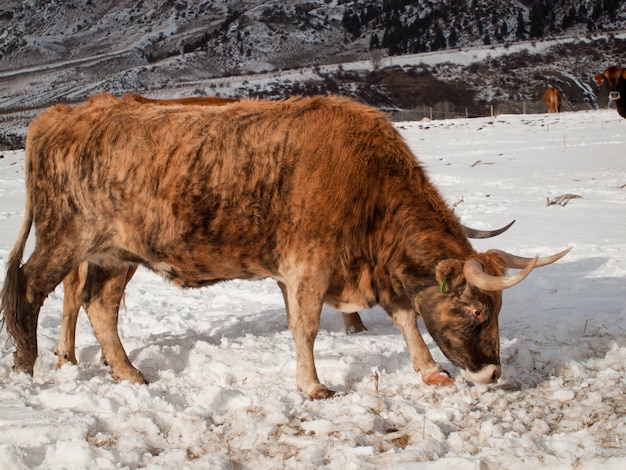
[468,305,486,323]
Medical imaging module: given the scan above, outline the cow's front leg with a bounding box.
[82,264,146,384]
[280,279,333,399]
[391,309,454,386]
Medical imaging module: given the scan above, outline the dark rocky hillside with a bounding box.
[1,0,625,148]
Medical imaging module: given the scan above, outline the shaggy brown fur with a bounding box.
[1,92,563,398]
[53,93,368,373]
[124,93,239,106]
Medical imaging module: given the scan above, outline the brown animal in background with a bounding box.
[542,88,562,113]
[1,92,570,399]
[594,66,626,119]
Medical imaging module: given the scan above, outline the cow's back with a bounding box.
[25,93,427,285]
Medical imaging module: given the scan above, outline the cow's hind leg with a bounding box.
[55,262,88,367]
[341,311,367,333]
[3,247,77,375]
[81,263,146,384]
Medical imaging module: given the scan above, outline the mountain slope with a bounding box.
[1,0,625,148]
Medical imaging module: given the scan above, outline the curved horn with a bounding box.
[462,220,516,239]
[487,246,572,269]
[463,255,539,291]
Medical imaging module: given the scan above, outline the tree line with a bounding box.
[342,0,623,56]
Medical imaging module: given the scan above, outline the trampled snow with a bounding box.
[0,108,625,469]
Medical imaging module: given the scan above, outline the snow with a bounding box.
[0,108,625,468]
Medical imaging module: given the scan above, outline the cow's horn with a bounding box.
[462,220,515,239]
[488,246,572,269]
[463,246,572,291]
[464,255,539,291]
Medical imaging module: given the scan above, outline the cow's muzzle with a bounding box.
[464,364,501,384]
[609,91,621,101]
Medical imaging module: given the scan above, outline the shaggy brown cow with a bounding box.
[54,94,518,367]
[1,92,570,399]
[594,66,626,119]
[542,88,562,113]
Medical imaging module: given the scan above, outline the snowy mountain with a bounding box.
[1,0,626,148]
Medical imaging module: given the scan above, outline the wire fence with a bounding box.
[387,99,603,122]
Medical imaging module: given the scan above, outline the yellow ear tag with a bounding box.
[440,275,447,293]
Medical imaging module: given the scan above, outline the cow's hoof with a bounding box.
[54,349,78,367]
[342,312,368,334]
[422,369,455,386]
[306,384,336,400]
[13,353,35,376]
[346,324,368,334]
[111,368,148,385]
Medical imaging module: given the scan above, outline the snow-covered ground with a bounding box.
[0,108,625,469]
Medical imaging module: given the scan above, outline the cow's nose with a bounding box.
[465,364,501,384]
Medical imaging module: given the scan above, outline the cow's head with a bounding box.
[414,247,571,384]
[595,66,626,101]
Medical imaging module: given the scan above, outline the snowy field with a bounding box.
[0,108,625,469]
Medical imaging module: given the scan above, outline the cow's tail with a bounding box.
[0,187,34,336]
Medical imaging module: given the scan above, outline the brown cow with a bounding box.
[1,92,570,399]
[594,66,626,119]
[542,88,562,113]
[54,94,517,368]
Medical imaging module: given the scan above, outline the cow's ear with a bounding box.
[621,69,626,79]
[594,73,605,85]
[435,259,465,294]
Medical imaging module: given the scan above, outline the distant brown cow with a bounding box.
[1,92,570,399]
[542,88,562,113]
[594,66,626,119]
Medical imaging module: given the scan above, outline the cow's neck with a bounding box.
[367,212,476,303]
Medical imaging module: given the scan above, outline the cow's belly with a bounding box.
[90,246,274,288]
[324,298,369,313]
[149,260,272,288]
